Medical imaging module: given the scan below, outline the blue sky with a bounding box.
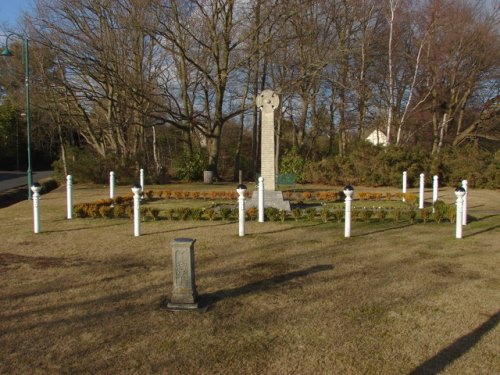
[0,0,33,28]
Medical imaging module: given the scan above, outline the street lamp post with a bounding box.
[2,33,32,199]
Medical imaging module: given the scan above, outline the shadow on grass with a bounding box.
[199,264,333,308]
[253,222,324,235]
[351,223,413,237]
[463,224,500,238]
[0,284,165,334]
[468,204,485,209]
[44,221,129,233]
[409,310,500,375]
[142,221,233,236]
[0,274,128,303]
[471,214,499,222]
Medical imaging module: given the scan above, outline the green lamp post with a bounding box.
[2,33,32,199]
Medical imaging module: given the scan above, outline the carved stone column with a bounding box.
[256,89,279,191]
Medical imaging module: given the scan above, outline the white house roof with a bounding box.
[366,130,388,146]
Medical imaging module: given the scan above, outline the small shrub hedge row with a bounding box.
[73,199,458,224]
[135,190,416,203]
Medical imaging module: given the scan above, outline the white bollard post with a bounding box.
[419,173,425,209]
[140,168,145,199]
[258,176,264,223]
[132,184,141,237]
[344,185,354,238]
[237,184,247,237]
[110,171,115,200]
[433,175,439,204]
[66,175,73,219]
[31,183,42,234]
[402,171,407,202]
[455,187,465,239]
[462,179,468,225]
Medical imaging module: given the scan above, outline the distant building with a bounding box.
[366,130,388,146]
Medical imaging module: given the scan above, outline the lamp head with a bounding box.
[455,186,466,198]
[31,182,42,193]
[1,47,13,57]
[131,184,142,195]
[343,185,354,197]
[236,184,247,196]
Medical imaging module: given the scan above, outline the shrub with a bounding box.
[176,152,207,181]
[392,208,402,222]
[176,208,192,220]
[246,206,258,221]
[73,204,87,218]
[140,207,149,220]
[100,200,112,207]
[125,206,134,219]
[204,208,216,221]
[439,145,499,188]
[420,208,431,223]
[305,208,317,221]
[191,208,203,220]
[433,200,447,223]
[317,192,328,201]
[265,207,280,221]
[145,190,154,200]
[351,210,360,222]
[404,194,418,207]
[99,205,114,219]
[433,210,444,224]
[291,208,302,221]
[114,204,127,218]
[279,210,287,223]
[332,210,344,222]
[360,209,373,222]
[303,192,312,200]
[320,208,331,223]
[220,208,233,221]
[447,205,457,223]
[149,208,160,221]
[87,204,100,218]
[408,209,417,224]
[280,147,306,183]
[166,209,176,220]
[375,208,387,221]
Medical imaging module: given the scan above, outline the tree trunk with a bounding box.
[386,0,398,145]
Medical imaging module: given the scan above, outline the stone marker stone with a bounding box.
[167,238,199,310]
[203,170,213,184]
[249,89,290,211]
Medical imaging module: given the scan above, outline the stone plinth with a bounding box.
[248,190,291,211]
[167,238,199,310]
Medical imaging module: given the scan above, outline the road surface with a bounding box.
[0,171,53,192]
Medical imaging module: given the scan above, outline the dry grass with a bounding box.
[0,184,499,374]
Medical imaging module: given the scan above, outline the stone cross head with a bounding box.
[256,89,279,113]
